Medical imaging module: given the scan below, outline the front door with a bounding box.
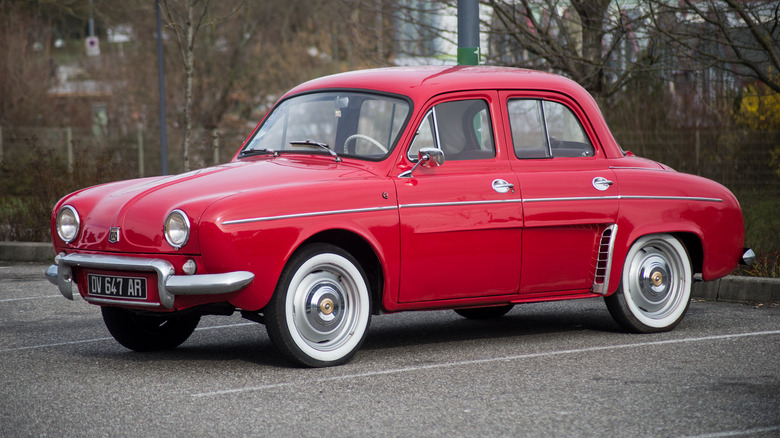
[395,93,524,303]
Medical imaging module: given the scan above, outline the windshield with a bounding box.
[241,91,411,160]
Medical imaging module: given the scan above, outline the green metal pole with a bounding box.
[457,0,479,65]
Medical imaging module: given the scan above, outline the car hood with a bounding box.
[57,157,377,253]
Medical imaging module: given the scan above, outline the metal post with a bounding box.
[137,122,145,178]
[457,0,479,65]
[212,128,219,165]
[0,126,3,164]
[695,129,700,174]
[88,0,95,37]
[156,0,169,175]
[65,126,73,175]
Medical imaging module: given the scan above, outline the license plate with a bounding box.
[87,274,147,300]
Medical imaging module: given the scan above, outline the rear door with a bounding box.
[500,91,619,295]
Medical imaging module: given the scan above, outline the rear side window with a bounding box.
[508,99,594,159]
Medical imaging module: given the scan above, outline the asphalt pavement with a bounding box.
[1,262,778,437]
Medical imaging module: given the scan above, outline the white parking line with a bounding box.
[194,322,255,331]
[682,425,780,437]
[191,330,780,398]
[0,337,115,353]
[0,322,256,354]
[0,295,61,303]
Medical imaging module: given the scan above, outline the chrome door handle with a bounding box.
[492,179,514,194]
[592,177,613,191]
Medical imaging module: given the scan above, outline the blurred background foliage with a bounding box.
[0,0,777,275]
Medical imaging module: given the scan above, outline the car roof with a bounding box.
[284,65,591,102]
[280,65,624,159]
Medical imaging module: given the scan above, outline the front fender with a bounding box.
[197,179,399,311]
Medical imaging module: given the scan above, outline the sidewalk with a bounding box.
[2,241,778,303]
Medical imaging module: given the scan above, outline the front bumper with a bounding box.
[46,253,254,309]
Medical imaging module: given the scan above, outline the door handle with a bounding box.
[492,179,515,194]
[592,177,613,191]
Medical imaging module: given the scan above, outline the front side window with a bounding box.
[407,99,496,161]
[508,99,594,159]
[242,92,410,160]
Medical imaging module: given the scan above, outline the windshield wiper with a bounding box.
[289,139,341,162]
[238,148,278,158]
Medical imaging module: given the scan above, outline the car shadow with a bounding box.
[361,299,623,352]
[77,298,624,368]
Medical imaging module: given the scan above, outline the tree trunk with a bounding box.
[182,0,196,172]
[571,0,611,97]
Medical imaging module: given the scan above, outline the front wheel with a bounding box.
[101,307,200,351]
[605,234,692,333]
[265,244,372,367]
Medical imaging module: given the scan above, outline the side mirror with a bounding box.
[419,147,444,167]
[399,147,445,178]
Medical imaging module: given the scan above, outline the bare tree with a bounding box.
[489,0,678,98]
[646,0,780,94]
[161,0,243,171]
[389,0,669,98]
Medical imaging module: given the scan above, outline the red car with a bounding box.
[46,66,753,367]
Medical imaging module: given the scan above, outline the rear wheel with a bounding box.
[265,244,371,367]
[101,307,200,351]
[454,305,514,320]
[605,234,692,333]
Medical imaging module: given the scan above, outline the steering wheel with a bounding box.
[343,134,388,154]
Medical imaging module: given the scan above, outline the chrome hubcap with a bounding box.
[291,263,359,351]
[303,282,344,335]
[627,241,684,318]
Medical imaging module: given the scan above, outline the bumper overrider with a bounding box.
[45,253,254,309]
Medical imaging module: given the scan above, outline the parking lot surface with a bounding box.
[1,263,778,437]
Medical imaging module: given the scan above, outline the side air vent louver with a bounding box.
[592,224,617,295]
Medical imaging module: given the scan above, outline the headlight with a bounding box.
[164,209,190,249]
[56,205,80,243]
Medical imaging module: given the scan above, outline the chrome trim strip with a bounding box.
[524,196,620,203]
[524,195,722,203]
[84,296,162,308]
[400,199,523,209]
[222,195,722,225]
[609,166,666,171]
[222,206,398,225]
[620,195,722,203]
[49,253,254,309]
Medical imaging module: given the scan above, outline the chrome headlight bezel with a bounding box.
[56,205,80,243]
[164,209,190,249]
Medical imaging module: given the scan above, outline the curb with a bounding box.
[692,275,780,304]
[0,242,54,263]
[2,242,778,303]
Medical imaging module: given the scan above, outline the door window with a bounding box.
[508,99,594,159]
[407,99,495,161]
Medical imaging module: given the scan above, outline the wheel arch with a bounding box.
[299,229,385,315]
[672,232,703,275]
[609,224,704,295]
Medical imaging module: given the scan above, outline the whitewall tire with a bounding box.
[266,244,371,367]
[605,234,692,333]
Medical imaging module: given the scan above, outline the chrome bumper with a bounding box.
[45,253,254,309]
